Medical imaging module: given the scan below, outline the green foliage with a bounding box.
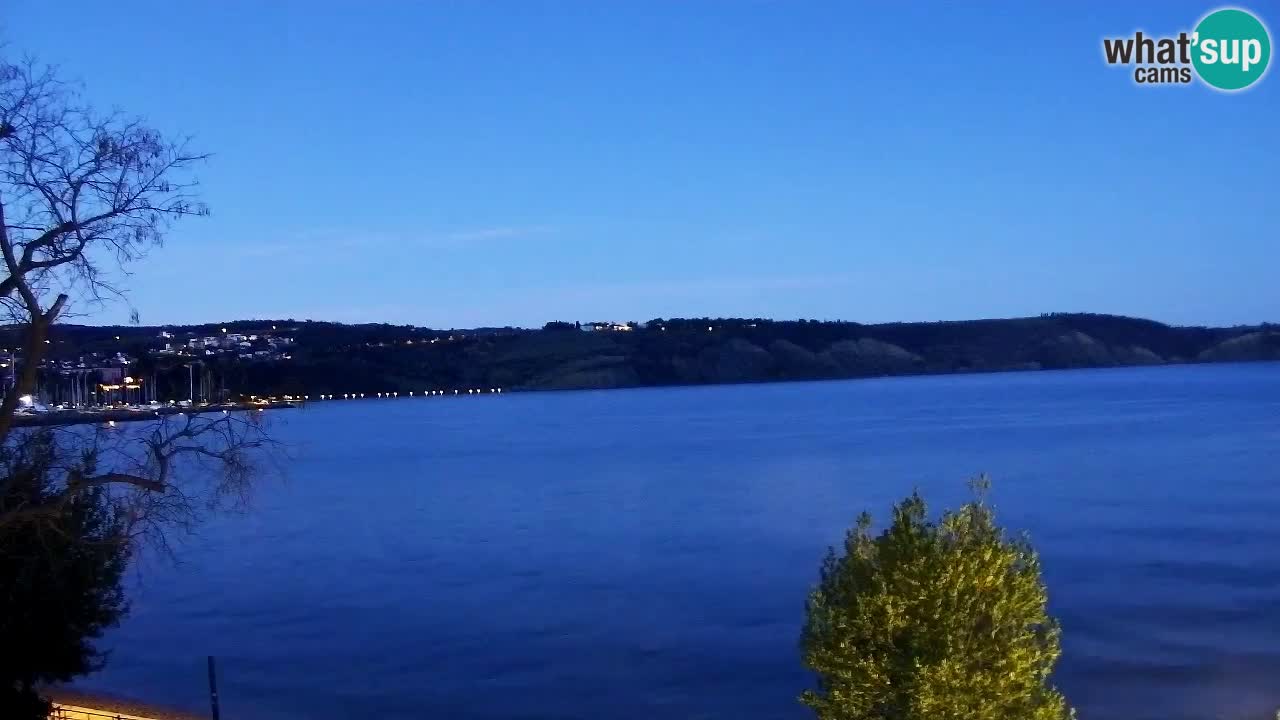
[0,432,129,719]
[800,479,1073,720]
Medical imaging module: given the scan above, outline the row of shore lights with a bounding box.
[310,389,503,400]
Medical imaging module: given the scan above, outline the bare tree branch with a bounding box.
[0,56,208,443]
[0,411,282,546]
[0,56,283,555]
[67,471,163,494]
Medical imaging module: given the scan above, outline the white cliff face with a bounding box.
[769,339,841,377]
[820,338,924,374]
[710,338,775,382]
[1197,331,1280,362]
[1114,345,1165,365]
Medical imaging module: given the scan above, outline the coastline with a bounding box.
[13,401,299,428]
[48,688,204,720]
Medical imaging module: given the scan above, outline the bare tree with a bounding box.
[0,55,282,716]
[0,56,275,534]
[0,57,206,437]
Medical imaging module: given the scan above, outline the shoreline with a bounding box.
[48,688,204,720]
[19,359,1278,427]
[14,401,299,428]
[429,356,1280,397]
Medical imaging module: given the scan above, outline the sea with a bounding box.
[76,362,1280,720]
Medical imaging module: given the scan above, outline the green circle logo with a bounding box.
[1192,8,1272,90]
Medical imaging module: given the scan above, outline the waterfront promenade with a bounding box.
[12,400,299,428]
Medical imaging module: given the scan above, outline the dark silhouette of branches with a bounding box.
[0,412,280,545]
[0,56,208,441]
[0,52,280,561]
[0,53,278,719]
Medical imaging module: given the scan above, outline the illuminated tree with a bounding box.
[800,479,1073,720]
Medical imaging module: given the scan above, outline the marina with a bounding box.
[11,387,510,428]
[11,400,299,428]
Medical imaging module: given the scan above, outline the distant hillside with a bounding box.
[10,313,1279,398]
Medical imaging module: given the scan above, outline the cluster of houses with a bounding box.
[581,321,637,332]
[155,329,295,361]
[5,328,299,409]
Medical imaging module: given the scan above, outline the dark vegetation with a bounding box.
[0,435,128,717]
[20,313,1280,398]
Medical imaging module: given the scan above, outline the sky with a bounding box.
[4,1,1278,328]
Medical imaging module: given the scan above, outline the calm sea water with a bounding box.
[77,363,1280,720]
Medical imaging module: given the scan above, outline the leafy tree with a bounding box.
[0,431,128,719]
[800,479,1073,720]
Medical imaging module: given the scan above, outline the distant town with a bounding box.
[1,319,650,413]
[4,325,300,411]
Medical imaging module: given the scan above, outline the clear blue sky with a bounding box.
[5,1,1278,328]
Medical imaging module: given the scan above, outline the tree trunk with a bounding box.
[0,317,50,443]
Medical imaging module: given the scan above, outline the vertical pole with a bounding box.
[207,655,221,720]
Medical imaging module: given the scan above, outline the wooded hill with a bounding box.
[17,313,1280,398]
